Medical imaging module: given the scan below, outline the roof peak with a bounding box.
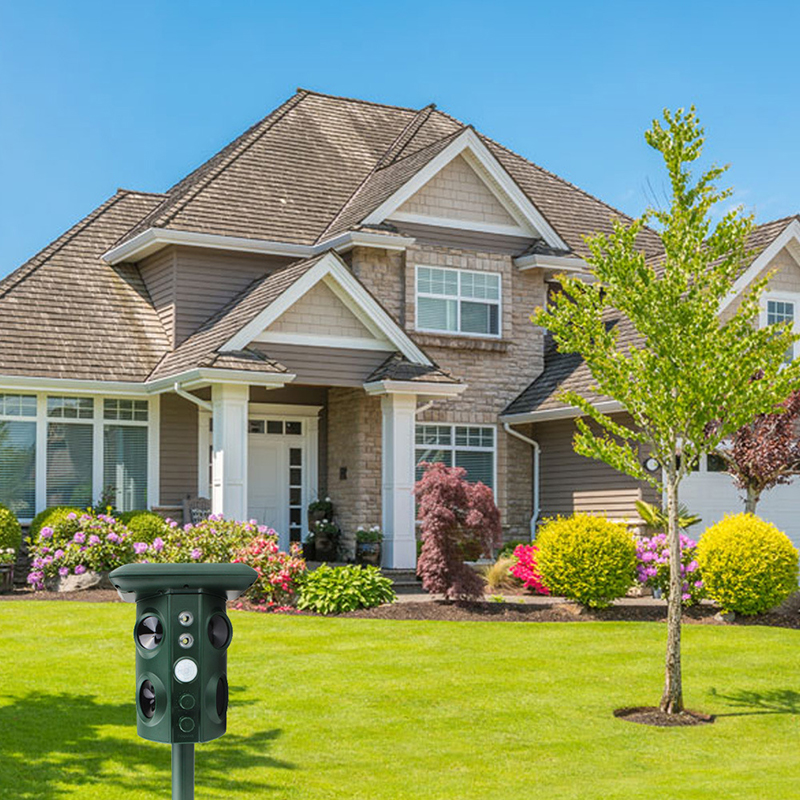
[295,87,436,114]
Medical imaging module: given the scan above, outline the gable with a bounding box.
[255,279,393,351]
[392,154,518,229]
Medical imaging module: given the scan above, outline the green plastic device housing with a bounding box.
[109,563,257,745]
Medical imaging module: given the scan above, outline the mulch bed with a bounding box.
[613,707,715,727]
[2,589,799,629]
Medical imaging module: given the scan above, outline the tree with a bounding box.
[532,108,800,714]
[719,389,800,513]
[415,462,501,600]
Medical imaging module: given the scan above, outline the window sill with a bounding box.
[412,332,510,353]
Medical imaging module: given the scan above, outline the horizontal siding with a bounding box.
[160,393,199,505]
[173,246,294,345]
[254,344,390,386]
[534,415,648,522]
[139,248,176,343]
[395,221,534,255]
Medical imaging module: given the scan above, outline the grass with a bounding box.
[2,602,800,799]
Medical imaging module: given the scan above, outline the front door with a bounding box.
[246,417,307,550]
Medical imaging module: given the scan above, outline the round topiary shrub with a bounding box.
[28,506,81,542]
[536,514,637,608]
[0,503,22,557]
[696,513,799,615]
[118,511,168,543]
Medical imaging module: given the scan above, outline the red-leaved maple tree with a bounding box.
[415,462,502,600]
[720,390,800,513]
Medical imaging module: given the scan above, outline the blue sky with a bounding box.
[2,0,799,277]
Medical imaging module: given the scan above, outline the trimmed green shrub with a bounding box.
[0,504,22,559]
[28,507,81,543]
[536,514,637,608]
[697,513,799,615]
[298,565,396,614]
[118,511,168,543]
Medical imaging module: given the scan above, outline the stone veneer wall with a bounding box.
[350,243,547,540]
[326,387,383,555]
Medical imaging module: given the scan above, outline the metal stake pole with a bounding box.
[172,743,195,800]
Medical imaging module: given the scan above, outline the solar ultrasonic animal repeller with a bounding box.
[110,563,257,800]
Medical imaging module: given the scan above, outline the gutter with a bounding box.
[173,382,212,412]
[503,422,540,538]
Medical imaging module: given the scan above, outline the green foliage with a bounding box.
[28,506,81,543]
[297,564,396,614]
[697,513,799,615]
[117,511,168,543]
[144,516,260,563]
[635,500,700,532]
[0,504,22,558]
[480,556,521,591]
[535,515,636,608]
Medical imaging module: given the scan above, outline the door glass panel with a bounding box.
[249,420,265,434]
[288,448,303,543]
[267,420,283,434]
[286,421,302,435]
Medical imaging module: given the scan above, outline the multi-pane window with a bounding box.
[416,266,500,337]
[0,394,36,518]
[415,424,495,489]
[47,397,94,509]
[103,400,148,513]
[766,299,795,362]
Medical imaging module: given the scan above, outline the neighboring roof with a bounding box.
[109,89,657,259]
[502,217,800,420]
[366,353,459,384]
[0,191,170,382]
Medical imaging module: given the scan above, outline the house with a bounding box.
[1,89,798,567]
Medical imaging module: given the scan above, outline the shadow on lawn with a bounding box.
[0,690,294,799]
[710,688,800,717]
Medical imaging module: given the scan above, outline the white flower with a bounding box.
[325,496,331,502]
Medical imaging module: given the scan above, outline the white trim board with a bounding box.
[388,212,530,238]
[364,379,466,398]
[362,128,568,251]
[719,219,800,314]
[222,251,432,366]
[500,399,624,424]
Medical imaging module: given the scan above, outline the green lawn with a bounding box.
[2,602,800,799]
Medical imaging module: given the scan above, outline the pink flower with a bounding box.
[39,527,53,540]
[152,537,164,552]
[74,565,87,575]
[59,567,69,577]
[133,542,148,555]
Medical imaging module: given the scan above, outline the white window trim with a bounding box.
[414,265,502,340]
[414,422,497,492]
[0,391,159,522]
[761,291,799,361]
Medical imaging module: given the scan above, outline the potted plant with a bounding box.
[308,497,334,528]
[313,519,341,562]
[355,525,383,567]
[0,547,15,593]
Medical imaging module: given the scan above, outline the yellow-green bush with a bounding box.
[536,514,636,608]
[697,513,799,615]
[0,504,22,556]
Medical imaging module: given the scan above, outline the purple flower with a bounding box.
[107,532,120,543]
[39,527,53,540]
[73,532,86,544]
[54,549,65,560]
[133,542,148,555]
[89,535,100,545]
[59,567,69,577]
[74,565,87,575]
[190,548,202,560]
[184,524,193,533]
[67,512,78,520]
[152,537,164,552]
[40,547,50,555]
[169,520,178,529]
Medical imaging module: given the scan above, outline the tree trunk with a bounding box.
[660,468,684,714]
[745,486,759,515]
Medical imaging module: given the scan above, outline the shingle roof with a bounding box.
[503,217,799,418]
[148,254,327,381]
[366,352,460,384]
[0,191,170,382]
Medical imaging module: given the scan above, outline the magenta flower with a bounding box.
[73,532,86,544]
[39,527,53,540]
[54,549,64,560]
[88,535,100,545]
[190,548,202,560]
[67,512,78,520]
[74,565,87,575]
[59,567,69,577]
[107,532,120,543]
[133,542,148,555]
[152,537,164,552]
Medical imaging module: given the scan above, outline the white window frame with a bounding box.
[0,393,38,520]
[761,291,799,362]
[414,265,502,339]
[0,391,159,523]
[414,423,497,492]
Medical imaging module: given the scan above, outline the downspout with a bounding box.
[503,422,540,539]
[173,383,212,412]
[415,400,437,417]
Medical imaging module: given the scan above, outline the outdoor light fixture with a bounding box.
[110,562,257,800]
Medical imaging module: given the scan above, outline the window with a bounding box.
[415,424,495,489]
[103,400,148,512]
[47,396,94,508]
[416,266,500,337]
[0,394,36,517]
[766,298,795,362]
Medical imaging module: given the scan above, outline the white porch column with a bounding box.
[380,392,417,569]
[211,383,249,521]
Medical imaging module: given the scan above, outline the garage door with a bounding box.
[679,453,800,549]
